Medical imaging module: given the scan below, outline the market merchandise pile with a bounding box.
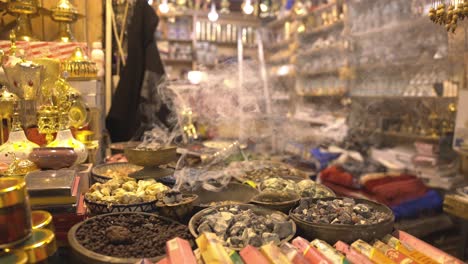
[194,205,294,248]
[75,213,192,259]
[85,177,170,205]
[291,198,391,225]
[124,230,463,264]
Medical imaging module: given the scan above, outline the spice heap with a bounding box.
[261,178,335,198]
[85,177,169,204]
[196,205,294,248]
[76,213,192,258]
[292,198,390,225]
[101,165,142,178]
[229,161,298,184]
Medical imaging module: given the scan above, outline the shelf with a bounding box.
[291,116,327,126]
[266,38,293,50]
[301,20,344,38]
[300,93,346,98]
[310,2,338,13]
[350,17,427,38]
[358,128,440,142]
[157,38,193,43]
[299,44,346,57]
[196,40,257,49]
[298,68,340,77]
[265,14,293,28]
[163,58,193,64]
[271,94,290,100]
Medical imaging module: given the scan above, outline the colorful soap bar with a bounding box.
[394,230,464,264]
[292,237,331,264]
[382,235,438,264]
[373,240,416,264]
[196,232,233,264]
[166,237,197,264]
[280,242,310,264]
[239,245,270,264]
[334,241,374,264]
[226,249,245,264]
[351,239,396,264]
[260,243,293,264]
[310,239,350,264]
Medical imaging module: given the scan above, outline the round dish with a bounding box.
[189,204,296,250]
[229,160,308,186]
[156,194,198,223]
[124,146,178,167]
[289,197,394,244]
[186,182,259,209]
[251,191,301,213]
[68,212,192,264]
[84,197,158,215]
[91,163,143,183]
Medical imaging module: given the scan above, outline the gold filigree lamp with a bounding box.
[3,61,44,128]
[37,105,59,144]
[5,0,43,41]
[50,0,84,42]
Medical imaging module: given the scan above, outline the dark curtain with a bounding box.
[106,0,166,142]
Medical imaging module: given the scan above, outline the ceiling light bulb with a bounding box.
[243,0,254,15]
[260,3,268,12]
[208,3,219,22]
[159,0,169,13]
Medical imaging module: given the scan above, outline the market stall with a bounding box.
[0,0,468,263]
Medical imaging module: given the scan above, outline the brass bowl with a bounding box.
[124,146,178,167]
[251,191,301,214]
[155,194,198,223]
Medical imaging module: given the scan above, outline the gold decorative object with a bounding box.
[31,58,60,105]
[3,61,43,101]
[5,0,42,41]
[220,0,230,13]
[0,86,19,144]
[2,154,39,176]
[62,47,98,80]
[428,0,468,33]
[37,105,59,144]
[181,108,198,141]
[68,97,89,128]
[47,111,87,164]
[0,112,39,165]
[50,0,84,42]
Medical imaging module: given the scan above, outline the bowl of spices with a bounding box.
[290,197,394,244]
[68,212,193,264]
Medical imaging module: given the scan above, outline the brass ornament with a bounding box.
[37,105,59,144]
[5,0,42,41]
[61,47,98,80]
[50,0,84,42]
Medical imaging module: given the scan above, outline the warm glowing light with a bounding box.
[242,0,254,15]
[278,65,290,76]
[297,24,305,33]
[208,2,219,22]
[187,71,203,85]
[260,3,268,12]
[159,0,169,14]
